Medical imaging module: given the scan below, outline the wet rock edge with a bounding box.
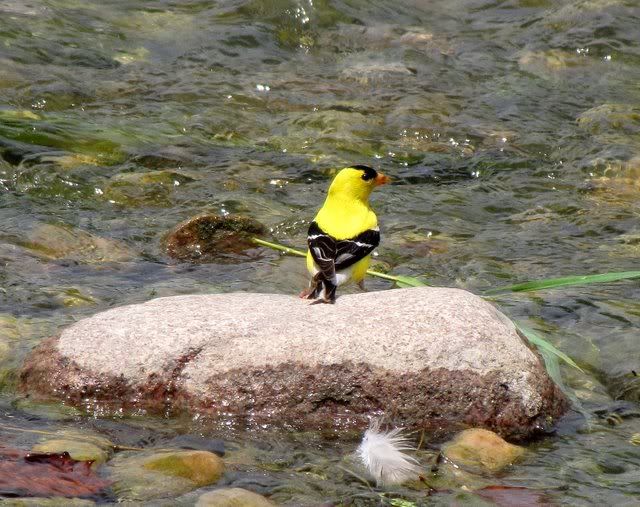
[20,336,567,441]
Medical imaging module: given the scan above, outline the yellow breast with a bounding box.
[314,198,377,240]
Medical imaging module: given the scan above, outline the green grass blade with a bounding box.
[252,237,429,287]
[485,271,640,295]
[392,275,430,287]
[520,323,591,421]
[252,238,306,257]
[515,323,583,372]
[537,344,591,421]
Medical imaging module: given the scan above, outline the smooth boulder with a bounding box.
[20,287,567,439]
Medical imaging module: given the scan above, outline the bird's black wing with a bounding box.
[308,221,380,279]
[334,228,380,271]
[308,221,337,282]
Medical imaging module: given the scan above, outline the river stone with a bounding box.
[20,287,567,440]
[104,170,195,207]
[23,224,135,263]
[196,488,276,507]
[577,103,640,135]
[163,214,266,262]
[109,450,224,501]
[13,397,82,421]
[441,428,525,473]
[31,439,109,467]
[143,450,224,486]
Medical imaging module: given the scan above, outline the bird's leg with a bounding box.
[357,279,367,292]
[307,278,337,305]
[322,280,337,304]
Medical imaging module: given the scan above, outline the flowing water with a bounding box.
[1,0,640,504]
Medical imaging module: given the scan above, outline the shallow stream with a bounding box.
[1,0,640,504]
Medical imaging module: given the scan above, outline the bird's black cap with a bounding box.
[350,164,378,181]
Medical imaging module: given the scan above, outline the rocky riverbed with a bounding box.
[3,0,640,504]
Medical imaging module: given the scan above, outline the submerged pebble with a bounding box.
[518,49,594,77]
[577,104,640,135]
[196,487,276,507]
[20,223,135,263]
[104,170,196,207]
[13,397,82,421]
[31,439,109,467]
[168,434,225,456]
[341,59,416,84]
[584,156,640,198]
[109,450,224,501]
[441,428,525,473]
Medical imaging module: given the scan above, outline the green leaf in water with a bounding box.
[516,322,591,421]
[515,323,583,372]
[485,270,640,295]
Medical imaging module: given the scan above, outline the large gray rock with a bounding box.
[20,288,566,440]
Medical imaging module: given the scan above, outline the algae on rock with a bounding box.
[164,213,266,262]
[20,223,135,263]
[109,450,224,501]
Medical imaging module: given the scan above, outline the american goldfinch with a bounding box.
[300,165,389,303]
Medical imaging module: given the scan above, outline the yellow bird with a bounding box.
[300,165,389,303]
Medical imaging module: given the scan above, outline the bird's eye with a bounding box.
[351,164,377,181]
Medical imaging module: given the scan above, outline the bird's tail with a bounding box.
[356,419,422,486]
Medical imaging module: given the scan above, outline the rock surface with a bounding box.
[196,488,276,507]
[20,288,567,440]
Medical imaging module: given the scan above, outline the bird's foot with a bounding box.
[308,297,335,305]
[299,288,315,299]
[357,280,367,292]
[299,284,320,299]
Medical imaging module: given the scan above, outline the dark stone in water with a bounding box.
[224,474,282,495]
[163,214,267,263]
[0,138,52,165]
[606,375,640,405]
[593,399,640,423]
[132,149,194,169]
[169,434,225,456]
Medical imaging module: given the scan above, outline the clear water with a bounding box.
[1,0,640,504]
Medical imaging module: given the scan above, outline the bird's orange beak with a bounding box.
[374,172,390,186]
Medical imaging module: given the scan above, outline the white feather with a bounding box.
[356,420,422,486]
